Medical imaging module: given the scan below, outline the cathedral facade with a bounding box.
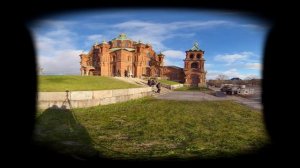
[79,33,206,86]
[79,33,163,78]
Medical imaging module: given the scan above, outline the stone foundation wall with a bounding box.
[38,87,152,109]
[161,83,184,90]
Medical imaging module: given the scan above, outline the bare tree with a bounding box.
[216,74,228,81]
[215,74,228,87]
[245,75,259,86]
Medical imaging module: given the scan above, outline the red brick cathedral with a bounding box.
[79,33,206,86]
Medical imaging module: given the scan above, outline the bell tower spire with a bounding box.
[183,41,207,87]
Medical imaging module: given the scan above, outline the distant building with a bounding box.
[79,33,207,86]
[231,77,242,81]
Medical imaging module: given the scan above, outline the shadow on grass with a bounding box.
[34,105,99,161]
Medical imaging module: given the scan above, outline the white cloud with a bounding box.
[207,69,260,80]
[114,20,156,29]
[162,50,186,68]
[113,20,231,30]
[34,35,74,54]
[223,69,246,78]
[112,20,232,51]
[84,34,106,48]
[164,60,183,68]
[31,20,82,75]
[245,74,259,79]
[163,59,172,66]
[168,20,233,30]
[84,23,110,30]
[87,34,104,41]
[31,25,77,58]
[205,64,212,68]
[245,63,261,70]
[214,52,253,64]
[39,50,82,75]
[46,29,74,37]
[162,50,185,59]
[241,24,267,30]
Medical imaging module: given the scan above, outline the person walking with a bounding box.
[125,70,128,77]
[156,82,161,93]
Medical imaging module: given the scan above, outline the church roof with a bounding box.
[112,33,131,41]
[189,41,202,51]
[164,66,183,70]
[109,48,135,52]
[101,40,108,44]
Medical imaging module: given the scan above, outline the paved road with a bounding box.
[155,91,262,111]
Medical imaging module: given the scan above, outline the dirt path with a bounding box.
[155,91,262,111]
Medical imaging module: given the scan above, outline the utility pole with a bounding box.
[39,67,44,75]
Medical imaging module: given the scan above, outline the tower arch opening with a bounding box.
[191,62,198,69]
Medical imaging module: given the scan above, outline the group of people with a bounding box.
[124,70,133,78]
[115,70,133,77]
[148,79,161,93]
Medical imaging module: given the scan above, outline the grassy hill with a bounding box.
[38,75,141,92]
[35,98,269,160]
[158,79,181,85]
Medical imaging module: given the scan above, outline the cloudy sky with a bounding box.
[28,9,269,79]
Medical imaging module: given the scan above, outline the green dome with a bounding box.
[190,41,201,51]
[112,33,130,41]
[101,39,108,44]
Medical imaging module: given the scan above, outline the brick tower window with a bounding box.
[191,62,198,69]
[189,54,194,59]
[197,54,201,59]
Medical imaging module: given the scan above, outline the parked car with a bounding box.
[220,85,239,95]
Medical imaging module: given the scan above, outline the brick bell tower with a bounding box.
[184,42,207,87]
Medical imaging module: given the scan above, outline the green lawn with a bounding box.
[175,86,211,92]
[38,75,140,92]
[158,79,181,85]
[34,98,269,160]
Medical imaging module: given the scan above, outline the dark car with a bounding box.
[220,85,231,92]
[221,85,238,95]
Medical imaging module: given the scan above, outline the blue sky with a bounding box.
[28,9,270,79]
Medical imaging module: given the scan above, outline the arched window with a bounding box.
[197,54,201,59]
[191,62,198,69]
[125,42,130,48]
[189,54,194,59]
